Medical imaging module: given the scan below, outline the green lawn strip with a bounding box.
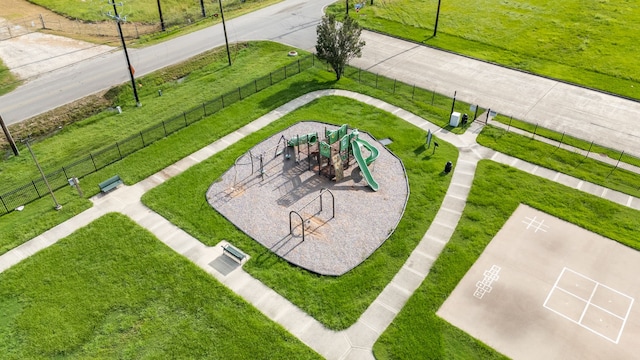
[478,125,640,198]
[28,0,279,25]
[142,96,457,330]
[0,41,303,190]
[0,188,90,256]
[373,160,640,359]
[328,1,640,100]
[492,115,640,168]
[0,58,18,96]
[0,213,320,359]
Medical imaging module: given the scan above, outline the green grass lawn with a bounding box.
[373,159,640,359]
[0,41,301,192]
[329,0,640,100]
[141,95,458,330]
[477,125,640,198]
[0,59,18,96]
[0,212,320,359]
[29,0,279,24]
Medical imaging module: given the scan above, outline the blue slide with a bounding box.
[351,139,379,191]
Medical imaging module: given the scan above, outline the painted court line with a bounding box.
[543,267,634,344]
[522,216,549,233]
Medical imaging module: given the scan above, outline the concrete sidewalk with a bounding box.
[1,91,640,359]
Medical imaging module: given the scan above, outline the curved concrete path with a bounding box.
[2,90,640,359]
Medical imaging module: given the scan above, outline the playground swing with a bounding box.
[288,188,335,242]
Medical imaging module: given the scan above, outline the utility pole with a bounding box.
[218,0,231,66]
[23,138,62,211]
[156,0,165,31]
[0,115,19,156]
[433,0,442,37]
[200,0,206,17]
[107,1,141,107]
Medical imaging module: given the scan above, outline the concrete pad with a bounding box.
[628,197,640,211]
[603,189,632,207]
[164,233,202,255]
[0,250,23,273]
[580,181,606,198]
[402,251,435,277]
[532,165,559,180]
[426,221,456,241]
[255,290,293,321]
[441,194,467,214]
[447,183,472,199]
[273,305,317,336]
[375,283,412,314]
[221,131,246,145]
[171,156,199,172]
[297,322,350,360]
[227,272,271,305]
[189,145,218,162]
[416,236,447,259]
[345,321,380,348]
[554,173,583,189]
[390,266,425,296]
[454,159,478,174]
[359,301,398,335]
[450,171,475,187]
[432,209,462,228]
[181,242,209,262]
[490,151,514,165]
[343,347,375,360]
[438,204,640,360]
[40,221,75,242]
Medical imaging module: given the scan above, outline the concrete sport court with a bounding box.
[438,204,640,359]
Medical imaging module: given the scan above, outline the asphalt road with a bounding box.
[2,0,640,156]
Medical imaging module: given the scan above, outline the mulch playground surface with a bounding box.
[206,121,409,276]
[438,204,640,359]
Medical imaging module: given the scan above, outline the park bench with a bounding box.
[222,243,247,263]
[98,175,123,193]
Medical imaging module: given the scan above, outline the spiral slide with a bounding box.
[351,139,379,191]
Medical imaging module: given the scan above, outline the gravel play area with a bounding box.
[206,121,409,276]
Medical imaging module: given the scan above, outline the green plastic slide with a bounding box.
[351,139,379,191]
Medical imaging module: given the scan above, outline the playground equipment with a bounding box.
[289,188,335,242]
[286,124,380,191]
[233,135,289,186]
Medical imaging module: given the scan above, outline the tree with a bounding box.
[316,14,366,80]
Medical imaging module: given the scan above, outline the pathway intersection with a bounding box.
[1,90,639,359]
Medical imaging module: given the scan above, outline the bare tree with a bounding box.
[316,14,365,80]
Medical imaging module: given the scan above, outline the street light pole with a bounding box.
[433,0,442,37]
[23,138,62,211]
[218,0,231,66]
[109,1,141,107]
[156,0,165,31]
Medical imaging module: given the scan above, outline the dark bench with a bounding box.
[98,175,123,193]
[222,243,247,263]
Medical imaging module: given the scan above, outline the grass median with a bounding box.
[0,212,320,359]
[329,0,640,100]
[373,160,640,359]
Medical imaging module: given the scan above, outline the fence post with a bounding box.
[431,90,436,105]
[89,153,97,171]
[393,79,396,94]
[532,124,538,139]
[221,94,225,108]
[298,59,300,73]
[358,68,361,83]
[140,131,145,146]
[238,87,242,100]
[558,132,565,148]
[608,151,625,178]
[507,116,512,132]
[412,84,415,99]
[0,195,8,213]
[270,72,273,85]
[162,120,167,136]
[585,141,594,159]
[202,103,206,117]
[39,14,46,29]
[183,112,188,126]
[375,74,378,88]
[62,166,69,179]
[32,180,41,197]
[254,79,258,93]
[284,66,287,78]
[116,142,123,159]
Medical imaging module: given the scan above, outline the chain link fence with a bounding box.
[0,55,315,216]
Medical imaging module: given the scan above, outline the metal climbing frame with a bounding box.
[288,188,335,242]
